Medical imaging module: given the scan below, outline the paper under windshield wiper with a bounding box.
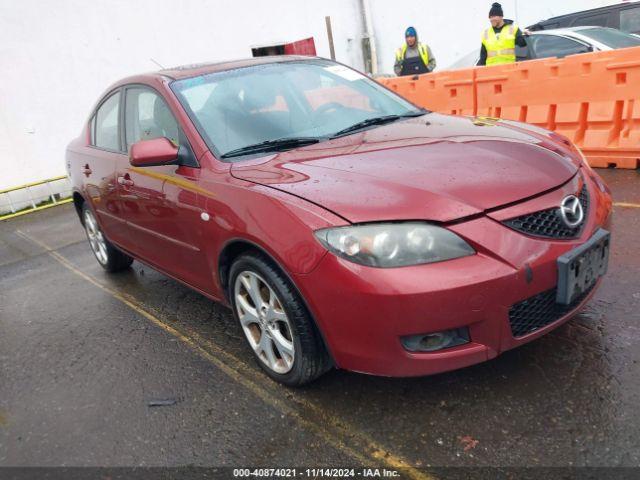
[221,137,322,158]
[331,111,427,138]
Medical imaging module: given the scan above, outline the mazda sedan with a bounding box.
[66,57,612,386]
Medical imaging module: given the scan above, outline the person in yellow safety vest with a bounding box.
[478,2,529,66]
[394,26,436,76]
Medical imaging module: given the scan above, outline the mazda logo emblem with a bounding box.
[559,195,584,228]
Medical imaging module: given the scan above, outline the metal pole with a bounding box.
[359,0,378,75]
[325,16,336,60]
[5,192,16,213]
[46,181,57,205]
[25,186,37,209]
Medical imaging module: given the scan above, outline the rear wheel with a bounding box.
[82,204,133,272]
[229,252,331,386]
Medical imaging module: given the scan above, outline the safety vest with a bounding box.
[482,24,518,66]
[396,43,430,68]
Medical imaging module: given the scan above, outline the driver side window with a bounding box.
[124,87,179,151]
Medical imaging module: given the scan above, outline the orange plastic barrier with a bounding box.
[383,68,476,116]
[379,47,640,169]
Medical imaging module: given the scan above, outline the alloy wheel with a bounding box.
[84,209,108,266]
[234,271,295,374]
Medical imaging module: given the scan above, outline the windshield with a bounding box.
[171,60,424,159]
[580,27,640,48]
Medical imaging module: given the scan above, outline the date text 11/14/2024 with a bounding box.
[232,468,401,478]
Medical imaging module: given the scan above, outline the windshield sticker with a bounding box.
[177,76,209,90]
[324,65,363,81]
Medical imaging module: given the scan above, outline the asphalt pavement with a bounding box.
[1,169,639,478]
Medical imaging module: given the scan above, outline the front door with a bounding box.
[118,85,210,290]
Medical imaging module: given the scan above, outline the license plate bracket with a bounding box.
[556,229,610,305]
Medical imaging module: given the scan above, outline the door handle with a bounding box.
[82,164,92,176]
[117,175,134,187]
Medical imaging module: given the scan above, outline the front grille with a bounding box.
[503,184,589,239]
[508,284,595,338]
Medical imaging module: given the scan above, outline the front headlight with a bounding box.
[314,223,475,268]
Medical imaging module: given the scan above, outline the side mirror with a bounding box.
[129,137,179,167]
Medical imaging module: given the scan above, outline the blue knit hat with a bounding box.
[405,26,417,38]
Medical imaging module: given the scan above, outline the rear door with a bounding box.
[119,85,210,290]
[83,89,129,245]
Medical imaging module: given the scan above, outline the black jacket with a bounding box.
[478,19,527,66]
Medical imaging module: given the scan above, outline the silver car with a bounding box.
[448,26,640,70]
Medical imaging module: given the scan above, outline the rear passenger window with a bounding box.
[571,14,609,28]
[94,92,121,151]
[530,35,591,59]
[621,7,640,33]
[124,88,179,151]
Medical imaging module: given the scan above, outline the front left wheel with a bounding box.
[82,203,133,272]
[229,252,331,386]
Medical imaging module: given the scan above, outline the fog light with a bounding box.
[401,328,470,352]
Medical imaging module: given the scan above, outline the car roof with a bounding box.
[531,26,609,34]
[100,55,327,107]
[528,1,640,26]
[157,55,319,80]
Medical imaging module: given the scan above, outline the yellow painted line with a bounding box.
[120,302,429,475]
[614,202,640,209]
[0,198,73,221]
[14,229,434,480]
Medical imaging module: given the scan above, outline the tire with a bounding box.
[229,252,331,386]
[81,203,133,273]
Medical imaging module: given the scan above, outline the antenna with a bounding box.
[150,58,165,69]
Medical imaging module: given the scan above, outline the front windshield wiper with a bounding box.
[331,110,428,138]
[221,137,322,158]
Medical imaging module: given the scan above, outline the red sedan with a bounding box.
[66,57,612,386]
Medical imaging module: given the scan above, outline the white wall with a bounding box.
[0,0,623,193]
[0,0,364,192]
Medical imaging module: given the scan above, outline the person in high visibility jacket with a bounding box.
[478,2,528,66]
[394,26,436,76]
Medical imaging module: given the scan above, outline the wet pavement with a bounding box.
[0,169,639,476]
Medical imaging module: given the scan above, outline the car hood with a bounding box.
[230,113,579,223]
